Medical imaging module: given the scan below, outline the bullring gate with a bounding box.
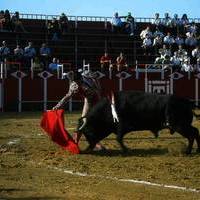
[0,68,200,112]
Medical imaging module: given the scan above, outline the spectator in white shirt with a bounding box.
[140,26,152,40]
[170,51,181,71]
[153,34,163,54]
[181,56,193,72]
[151,13,162,31]
[177,45,188,61]
[142,33,152,55]
[159,44,171,58]
[191,45,200,64]
[111,12,124,33]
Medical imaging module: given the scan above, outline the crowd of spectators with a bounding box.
[1,10,200,73]
[111,12,136,36]
[0,40,55,71]
[0,10,27,32]
[47,13,69,41]
[139,12,200,72]
[100,51,128,72]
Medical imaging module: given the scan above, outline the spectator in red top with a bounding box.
[116,52,128,71]
[100,52,112,71]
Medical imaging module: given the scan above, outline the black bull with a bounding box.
[78,90,200,154]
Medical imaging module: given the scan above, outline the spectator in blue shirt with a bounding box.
[0,40,10,62]
[40,43,51,70]
[24,41,36,69]
[111,12,124,33]
[49,57,60,71]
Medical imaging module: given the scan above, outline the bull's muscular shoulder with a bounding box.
[116,90,170,104]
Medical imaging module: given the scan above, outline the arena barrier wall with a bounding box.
[1,70,200,112]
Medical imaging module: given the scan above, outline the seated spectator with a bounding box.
[153,27,164,38]
[181,57,193,72]
[14,44,24,62]
[177,44,188,60]
[116,52,128,71]
[0,40,10,62]
[24,42,36,69]
[40,43,51,70]
[58,13,69,34]
[151,13,162,31]
[124,12,135,36]
[153,34,163,55]
[186,21,198,37]
[185,32,197,49]
[3,10,12,31]
[11,11,26,32]
[47,18,60,41]
[155,44,171,64]
[191,45,200,64]
[0,10,5,31]
[159,44,171,57]
[31,56,44,71]
[111,12,124,33]
[49,57,60,71]
[162,13,172,32]
[174,34,185,47]
[100,52,112,71]
[170,51,181,71]
[163,32,175,48]
[140,26,153,40]
[155,54,171,68]
[141,33,152,55]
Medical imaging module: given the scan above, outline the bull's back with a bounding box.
[115,91,170,130]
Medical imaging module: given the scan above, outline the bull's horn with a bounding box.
[79,117,87,130]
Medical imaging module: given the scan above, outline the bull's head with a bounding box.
[77,116,105,150]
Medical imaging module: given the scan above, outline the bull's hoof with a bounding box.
[93,143,107,151]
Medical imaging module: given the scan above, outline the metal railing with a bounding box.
[14,13,200,23]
